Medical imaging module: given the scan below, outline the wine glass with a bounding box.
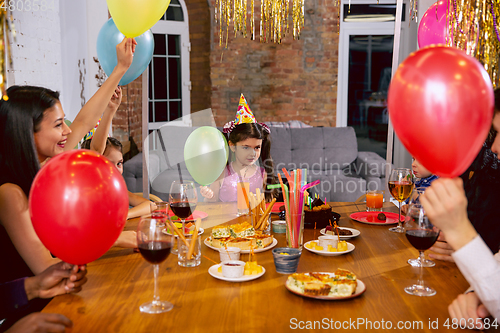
[169,180,198,238]
[404,204,440,296]
[407,186,426,206]
[388,168,414,233]
[137,216,174,313]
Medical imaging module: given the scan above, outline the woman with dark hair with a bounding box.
[0,38,135,283]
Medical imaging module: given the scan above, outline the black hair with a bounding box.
[0,85,60,196]
[226,123,277,200]
[81,137,123,155]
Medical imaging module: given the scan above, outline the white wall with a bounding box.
[8,0,63,96]
[7,0,109,123]
[59,0,88,121]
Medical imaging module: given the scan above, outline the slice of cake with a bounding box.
[229,222,255,238]
[212,225,230,239]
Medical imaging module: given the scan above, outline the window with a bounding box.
[148,0,191,130]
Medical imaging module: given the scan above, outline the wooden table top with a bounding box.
[42,201,488,332]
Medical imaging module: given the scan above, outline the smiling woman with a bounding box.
[0,37,135,299]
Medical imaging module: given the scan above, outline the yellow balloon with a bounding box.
[106,0,171,38]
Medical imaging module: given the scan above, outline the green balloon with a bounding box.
[184,127,229,186]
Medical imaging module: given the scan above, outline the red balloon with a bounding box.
[29,150,129,264]
[388,46,494,178]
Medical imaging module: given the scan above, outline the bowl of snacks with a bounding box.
[272,247,301,274]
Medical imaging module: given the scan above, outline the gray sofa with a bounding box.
[123,126,387,202]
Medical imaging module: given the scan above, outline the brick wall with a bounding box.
[208,0,339,127]
[115,0,338,155]
[112,76,143,153]
[185,0,212,114]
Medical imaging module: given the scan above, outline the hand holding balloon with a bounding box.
[97,19,154,86]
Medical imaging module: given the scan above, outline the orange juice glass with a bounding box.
[366,190,384,212]
[236,182,250,216]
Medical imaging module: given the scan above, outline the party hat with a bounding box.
[235,94,256,124]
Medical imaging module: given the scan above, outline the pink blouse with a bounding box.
[219,163,265,202]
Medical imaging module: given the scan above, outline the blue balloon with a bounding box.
[96,18,154,86]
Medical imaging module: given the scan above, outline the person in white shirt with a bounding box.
[421,107,500,329]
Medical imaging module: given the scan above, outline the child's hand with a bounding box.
[113,231,138,248]
[200,186,214,199]
[401,204,409,215]
[107,86,122,112]
[115,37,137,72]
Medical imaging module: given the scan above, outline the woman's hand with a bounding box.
[428,233,455,262]
[107,86,122,112]
[401,204,409,215]
[25,262,87,300]
[115,37,137,73]
[113,230,138,248]
[420,178,477,250]
[200,186,214,199]
[448,292,490,330]
[5,313,72,333]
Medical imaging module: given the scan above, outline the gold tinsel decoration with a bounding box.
[0,7,15,98]
[447,0,500,87]
[215,0,304,46]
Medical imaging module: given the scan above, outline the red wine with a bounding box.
[405,229,439,251]
[170,202,196,219]
[138,241,172,264]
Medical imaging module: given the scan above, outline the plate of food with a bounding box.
[285,269,366,300]
[168,210,208,222]
[163,222,204,236]
[320,227,360,239]
[205,222,277,254]
[349,212,400,225]
[208,263,266,282]
[304,240,355,256]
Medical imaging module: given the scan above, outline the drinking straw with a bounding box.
[187,218,201,259]
[277,173,292,240]
[177,163,183,183]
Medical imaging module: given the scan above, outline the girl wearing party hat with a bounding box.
[201,94,276,202]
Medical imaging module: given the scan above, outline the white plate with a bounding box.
[163,227,204,237]
[319,227,360,239]
[304,241,355,256]
[208,264,266,282]
[285,273,366,300]
[204,237,278,254]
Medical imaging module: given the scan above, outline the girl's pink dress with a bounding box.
[219,163,265,202]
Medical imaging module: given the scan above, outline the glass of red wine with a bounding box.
[169,180,198,239]
[406,187,435,267]
[404,204,439,296]
[137,216,174,313]
[388,168,414,233]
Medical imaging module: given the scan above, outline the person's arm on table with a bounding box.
[127,191,154,220]
[5,313,72,333]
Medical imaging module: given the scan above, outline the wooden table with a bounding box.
[43,202,487,332]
